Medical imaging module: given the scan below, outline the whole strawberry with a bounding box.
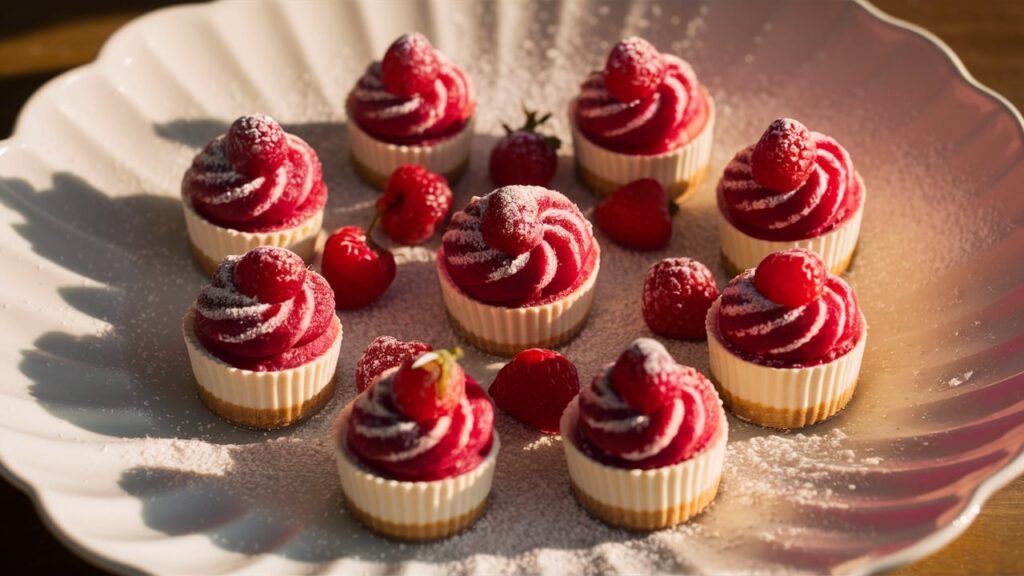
[355,336,433,393]
[489,107,561,187]
[392,348,466,422]
[321,225,396,309]
[489,349,580,434]
[594,178,673,251]
[642,258,720,340]
[378,164,453,245]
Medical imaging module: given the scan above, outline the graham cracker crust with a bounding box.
[189,241,223,277]
[351,154,470,191]
[715,378,859,429]
[720,244,858,278]
[571,476,721,531]
[194,376,337,430]
[575,161,710,206]
[343,492,488,541]
[445,308,592,357]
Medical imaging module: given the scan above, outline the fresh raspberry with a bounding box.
[381,33,440,97]
[603,37,667,102]
[321,226,396,310]
[378,164,453,245]
[355,336,433,393]
[392,348,466,422]
[232,246,307,304]
[488,349,580,434]
[225,114,287,176]
[480,186,543,255]
[750,118,817,192]
[489,108,561,187]
[594,178,672,251]
[609,338,684,414]
[754,248,826,307]
[642,258,719,340]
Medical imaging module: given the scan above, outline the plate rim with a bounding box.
[0,0,1021,574]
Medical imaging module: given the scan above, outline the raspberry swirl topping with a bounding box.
[717,129,864,242]
[441,186,598,307]
[346,372,494,482]
[716,267,863,368]
[575,339,720,470]
[574,55,709,155]
[183,115,327,233]
[193,247,337,372]
[346,55,473,146]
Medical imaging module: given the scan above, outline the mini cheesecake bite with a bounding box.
[346,33,475,189]
[562,338,727,530]
[717,118,866,275]
[706,249,867,428]
[570,37,715,202]
[334,348,498,540]
[437,185,601,356]
[182,246,343,429]
[181,114,327,275]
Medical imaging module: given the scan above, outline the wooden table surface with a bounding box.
[0,1,1021,574]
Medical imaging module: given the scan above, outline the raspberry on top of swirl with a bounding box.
[715,249,863,368]
[574,37,710,155]
[717,118,864,242]
[183,114,327,232]
[441,186,598,307]
[576,338,720,470]
[194,247,337,372]
[347,33,474,146]
[347,348,495,482]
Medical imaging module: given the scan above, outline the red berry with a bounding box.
[232,246,307,303]
[750,118,818,192]
[489,349,580,434]
[378,165,453,245]
[754,248,826,307]
[355,336,433,393]
[595,178,672,251]
[489,109,561,187]
[225,114,287,176]
[392,348,466,422]
[604,37,666,102]
[609,338,683,414]
[321,226,396,309]
[480,186,543,255]
[381,33,440,97]
[642,258,719,340]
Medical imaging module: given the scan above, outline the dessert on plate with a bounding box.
[570,37,715,203]
[181,114,327,275]
[717,118,866,275]
[346,33,475,189]
[706,249,867,428]
[437,185,600,356]
[562,338,727,530]
[335,348,498,540]
[182,247,343,429]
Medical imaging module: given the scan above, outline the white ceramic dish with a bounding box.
[0,0,1022,574]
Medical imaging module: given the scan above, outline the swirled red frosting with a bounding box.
[573,56,709,155]
[440,186,598,307]
[715,269,863,368]
[346,373,494,482]
[194,257,337,372]
[717,133,863,241]
[346,57,474,146]
[183,133,326,233]
[575,360,720,470]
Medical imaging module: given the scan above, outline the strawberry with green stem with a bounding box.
[490,106,561,187]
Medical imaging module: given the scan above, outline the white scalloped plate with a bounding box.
[1,0,1022,574]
